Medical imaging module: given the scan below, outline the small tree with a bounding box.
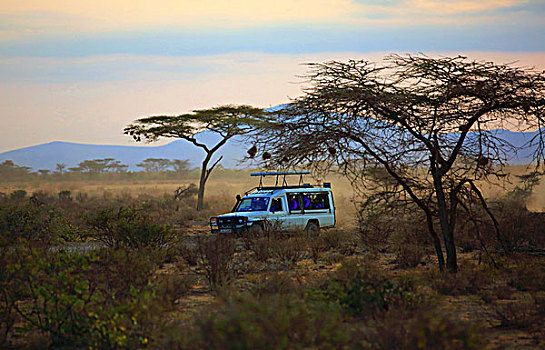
[55,163,66,175]
[136,158,172,173]
[70,158,127,174]
[170,159,191,175]
[124,105,265,210]
[0,160,31,181]
[254,55,545,272]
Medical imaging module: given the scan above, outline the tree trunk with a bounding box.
[432,172,458,272]
[196,155,211,211]
[426,214,445,271]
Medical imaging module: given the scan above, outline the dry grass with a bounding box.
[2,168,545,349]
[0,170,358,226]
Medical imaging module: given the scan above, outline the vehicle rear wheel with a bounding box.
[305,221,319,237]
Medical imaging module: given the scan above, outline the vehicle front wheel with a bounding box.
[248,223,263,236]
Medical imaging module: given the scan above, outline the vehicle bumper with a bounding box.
[210,216,251,234]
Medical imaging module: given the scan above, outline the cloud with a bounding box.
[1,51,544,153]
[1,0,542,41]
[408,0,527,15]
[0,0,357,38]
[2,19,544,59]
[349,0,539,25]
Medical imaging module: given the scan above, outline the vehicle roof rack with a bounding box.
[250,170,310,188]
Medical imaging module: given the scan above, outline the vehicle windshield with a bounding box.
[236,197,270,212]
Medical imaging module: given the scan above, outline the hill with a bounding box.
[0,129,541,172]
[0,134,248,171]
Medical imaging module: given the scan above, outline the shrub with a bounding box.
[308,235,326,264]
[246,237,273,262]
[169,295,352,350]
[85,206,174,249]
[395,243,425,269]
[9,189,27,202]
[493,296,538,330]
[179,243,200,266]
[364,308,487,350]
[0,254,17,346]
[197,235,237,290]
[58,190,72,202]
[310,259,425,318]
[9,249,100,346]
[269,235,307,268]
[248,273,299,298]
[91,248,160,298]
[156,274,194,306]
[0,204,67,247]
[30,191,56,206]
[491,172,545,251]
[3,246,166,348]
[319,229,344,251]
[506,257,545,292]
[426,261,492,296]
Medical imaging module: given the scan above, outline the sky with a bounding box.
[1,0,545,152]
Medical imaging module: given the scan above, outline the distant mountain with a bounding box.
[0,129,541,172]
[0,133,249,171]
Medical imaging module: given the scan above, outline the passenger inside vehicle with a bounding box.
[270,198,283,212]
[287,194,299,210]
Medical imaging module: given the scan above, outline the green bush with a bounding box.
[91,248,161,298]
[310,259,424,318]
[8,249,100,346]
[0,204,68,247]
[166,295,352,350]
[86,207,174,249]
[1,243,168,348]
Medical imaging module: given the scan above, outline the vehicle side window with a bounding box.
[286,193,300,211]
[270,197,284,212]
[302,193,330,210]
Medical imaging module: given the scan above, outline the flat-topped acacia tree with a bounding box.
[253,54,545,272]
[125,105,265,210]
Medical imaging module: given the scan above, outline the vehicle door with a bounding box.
[300,191,335,228]
[285,193,305,230]
[266,195,290,230]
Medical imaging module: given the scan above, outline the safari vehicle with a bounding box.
[210,171,335,234]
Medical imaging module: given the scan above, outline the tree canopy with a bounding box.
[253,54,545,271]
[69,158,128,174]
[124,105,266,210]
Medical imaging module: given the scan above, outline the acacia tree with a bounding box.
[124,105,265,210]
[171,159,191,175]
[136,158,173,173]
[254,55,545,272]
[55,163,66,175]
[69,158,128,174]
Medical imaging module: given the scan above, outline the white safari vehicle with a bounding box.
[210,171,335,234]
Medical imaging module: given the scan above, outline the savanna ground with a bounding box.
[1,167,545,349]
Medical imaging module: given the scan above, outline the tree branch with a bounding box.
[205,155,223,183]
